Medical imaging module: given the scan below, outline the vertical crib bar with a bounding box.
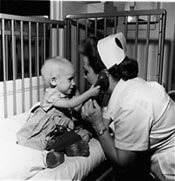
[43,23,46,62]
[50,24,57,56]
[161,12,166,85]
[114,16,117,33]
[28,21,33,107]
[84,19,89,91]
[65,18,71,60]
[76,19,79,45]
[94,18,97,36]
[36,22,40,101]
[124,16,128,41]
[11,19,17,115]
[157,13,166,84]
[20,20,25,112]
[157,15,162,84]
[49,24,52,56]
[76,19,80,88]
[134,16,139,60]
[85,19,88,38]
[2,18,8,118]
[144,15,151,80]
[5,35,9,80]
[57,24,59,56]
[103,17,107,37]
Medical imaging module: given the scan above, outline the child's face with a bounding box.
[55,65,75,95]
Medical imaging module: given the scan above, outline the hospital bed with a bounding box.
[0,9,167,180]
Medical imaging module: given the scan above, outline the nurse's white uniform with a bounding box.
[106,78,175,181]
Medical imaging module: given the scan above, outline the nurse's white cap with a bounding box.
[97,32,126,69]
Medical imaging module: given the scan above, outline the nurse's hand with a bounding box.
[81,99,103,126]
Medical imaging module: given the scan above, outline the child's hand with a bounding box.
[76,128,92,142]
[88,85,100,97]
[53,116,74,130]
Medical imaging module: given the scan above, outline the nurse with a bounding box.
[80,32,175,181]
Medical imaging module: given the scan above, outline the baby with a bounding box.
[40,56,100,113]
[17,56,100,168]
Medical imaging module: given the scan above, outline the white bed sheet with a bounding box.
[0,112,105,180]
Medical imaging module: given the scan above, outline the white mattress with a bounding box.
[0,112,105,180]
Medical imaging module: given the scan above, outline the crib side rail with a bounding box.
[65,9,167,93]
[0,13,65,118]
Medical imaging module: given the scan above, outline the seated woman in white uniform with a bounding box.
[80,32,175,181]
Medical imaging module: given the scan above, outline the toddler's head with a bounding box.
[41,56,76,95]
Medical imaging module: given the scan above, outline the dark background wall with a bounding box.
[0,0,50,16]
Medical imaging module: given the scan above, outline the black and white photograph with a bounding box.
[0,1,175,180]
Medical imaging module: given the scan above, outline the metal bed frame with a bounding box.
[0,13,65,118]
[65,9,166,93]
[0,9,166,119]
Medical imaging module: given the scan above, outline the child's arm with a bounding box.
[54,85,100,109]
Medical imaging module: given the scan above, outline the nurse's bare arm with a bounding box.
[81,99,139,171]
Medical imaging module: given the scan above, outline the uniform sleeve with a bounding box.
[41,90,60,112]
[113,103,152,151]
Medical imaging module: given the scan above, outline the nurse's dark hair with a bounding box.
[108,56,138,81]
[78,36,106,74]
